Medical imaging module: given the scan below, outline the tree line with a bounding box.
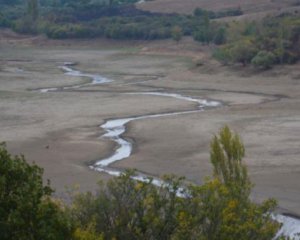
[0,1,299,68]
[212,15,300,68]
[0,0,232,43]
[0,127,289,240]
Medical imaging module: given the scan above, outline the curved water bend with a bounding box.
[94,92,220,168]
[274,214,300,239]
[95,110,197,168]
[126,92,220,108]
[40,62,112,93]
[92,92,300,239]
[38,62,300,238]
[91,93,220,198]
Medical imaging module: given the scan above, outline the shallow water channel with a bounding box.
[39,62,300,239]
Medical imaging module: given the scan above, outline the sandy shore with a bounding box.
[1,37,300,215]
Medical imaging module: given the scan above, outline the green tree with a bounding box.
[73,221,104,240]
[202,12,211,44]
[27,0,39,21]
[174,126,280,240]
[171,26,183,43]
[0,143,73,240]
[213,15,300,66]
[210,125,250,199]
[70,127,281,240]
[230,39,258,66]
[213,26,227,45]
[193,11,212,44]
[251,50,276,69]
[0,0,21,5]
[71,171,185,240]
[213,46,232,65]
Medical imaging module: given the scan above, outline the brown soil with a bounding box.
[1,31,300,215]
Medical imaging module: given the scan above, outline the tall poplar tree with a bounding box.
[27,0,38,21]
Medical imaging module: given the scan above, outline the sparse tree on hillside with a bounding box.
[230,39,258,66]
[171,26,183,43]
[251,50,276,69]
[27,0,39,21]
[213,26,227,45]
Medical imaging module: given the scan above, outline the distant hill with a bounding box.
[137,0,300,16]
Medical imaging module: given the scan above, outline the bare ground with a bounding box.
[1,32,300,215]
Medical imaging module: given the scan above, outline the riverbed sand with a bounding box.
[1,37,300,215]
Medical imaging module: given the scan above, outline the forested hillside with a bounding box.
[0,0,241,40]
[0,0,299,68]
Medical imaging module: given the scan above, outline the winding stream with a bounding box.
[40,62,112,93]
[91,94,219,177]
[39,62,300,239]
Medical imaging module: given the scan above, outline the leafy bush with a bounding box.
[0,126,284,239]
[194,7,243,19]
[13,16,38,34]
[46,24,95,39]
[171,25,183,42]
[70,127,280,240]
[251,50,276,69]
[213,47,232,65]
[0,12,10,27]
[213,26,227,45]
[213,15,300,67]
[0,143,73,240]
[230,39,258,66]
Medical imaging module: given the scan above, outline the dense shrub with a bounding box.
[0,0,226,41]
[213,26,227,45]
[0,126,286,239]
[194,7,243,19]
[0,143,73,240]
[46,24,95,39]
[213,15,300,67]
[251,50,276,69]
[1,1,298,69]
[0,12,10,27]
[70,127,280,240]
[13,17,38,34]
[213,47,232,65]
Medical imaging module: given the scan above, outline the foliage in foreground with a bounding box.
[0,143,73,240]
[0,127,283,239]
[71,126,280,240]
